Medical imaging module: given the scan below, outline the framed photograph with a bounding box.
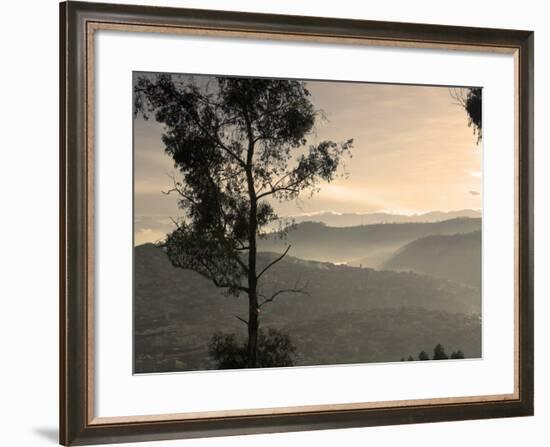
[60,1,534,445]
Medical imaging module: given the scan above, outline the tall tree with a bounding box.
[134,74,353,368]
[433,343,449,360]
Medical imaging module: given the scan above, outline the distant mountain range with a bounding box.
[134,242,481,373]
[284,209,481,227]
[384,231,481,288]
[260,217,481,267]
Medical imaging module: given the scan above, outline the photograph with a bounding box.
[133,72,483,373]
[53,2,535,444]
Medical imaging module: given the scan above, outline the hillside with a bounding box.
[384,231,481,288]
[259,217,481,267]
[134,243,481,372]
[287,308,480,366]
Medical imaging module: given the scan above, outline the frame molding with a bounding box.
[60,1,534,445]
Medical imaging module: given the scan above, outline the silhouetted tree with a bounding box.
[209,328,296,369]
[405,344,464,362]
[433,343,449,360]
[450,350,465,359]
[418,350,430,361]
[208,333,247,369]
[450,87,482,143]
[407,355,415,361]
[134,74,353,368]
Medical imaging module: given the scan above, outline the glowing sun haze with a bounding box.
[133,74,482,246]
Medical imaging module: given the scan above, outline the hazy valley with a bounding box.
[260,217,481,267]
[135,214,482,373]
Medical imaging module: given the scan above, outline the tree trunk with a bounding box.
[247,287,259,367]
[246,195,259,367]
[245,133,259,368]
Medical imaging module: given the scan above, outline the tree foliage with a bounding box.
[464,87,482,141]
[451,87,483,143]
[208,328,296,369]
[450,87,482,143]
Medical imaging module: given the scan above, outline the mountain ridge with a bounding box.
[281,209,481,228]
[260,217,481,266]
[384,231,481,287]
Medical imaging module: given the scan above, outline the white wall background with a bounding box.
[0,0,545,446]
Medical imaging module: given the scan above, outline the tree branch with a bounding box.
[162,174,199,206]
[177,97,247,169]
[258,279,310,308]
[449,87,467,107]
[256,245,291,281]
[256,172,314,199]
[234,315,249,326]
[193,256,249,293]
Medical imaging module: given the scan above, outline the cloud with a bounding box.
[464,169,482,178]
[316,184,416,215]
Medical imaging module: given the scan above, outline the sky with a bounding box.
[134,74,482,245]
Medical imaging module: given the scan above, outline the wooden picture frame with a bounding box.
[60,1,534,445]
